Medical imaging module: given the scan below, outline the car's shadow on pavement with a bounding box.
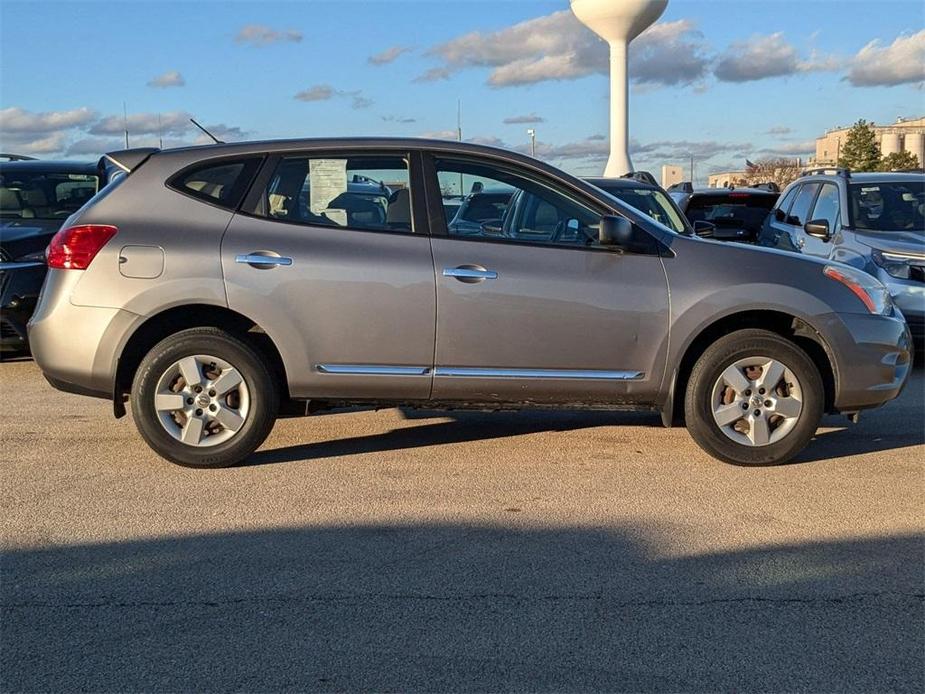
[249,367,924,468]
[247,409,659,466]
[3,523,922,692]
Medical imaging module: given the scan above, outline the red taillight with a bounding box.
[46,224,118,270]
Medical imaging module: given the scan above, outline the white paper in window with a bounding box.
[309,159,348,214]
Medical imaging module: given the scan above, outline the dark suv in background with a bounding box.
[670,184,780,243]
[759,168,924,348]
[0,159,105,353]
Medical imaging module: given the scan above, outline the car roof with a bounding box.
[688,187,778,196]
[584,176,660,190]
[0,160,97,174]
[796,171,925,184]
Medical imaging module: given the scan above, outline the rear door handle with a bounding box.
[235,253,293,269]
[443,265,498,283]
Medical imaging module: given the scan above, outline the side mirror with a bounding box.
[804,219,831,241]
[692,220,716,237]
[598,215,633,247]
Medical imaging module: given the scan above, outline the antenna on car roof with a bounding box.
[189,118,224,145]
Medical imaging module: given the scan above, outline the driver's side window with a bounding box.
[434,158,599,247]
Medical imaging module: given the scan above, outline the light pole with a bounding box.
[527,128,536,157]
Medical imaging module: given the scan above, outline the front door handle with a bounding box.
[443,265,498,283]
[235,252,293,269]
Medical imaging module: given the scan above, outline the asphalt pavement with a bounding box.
[1,359,923,692]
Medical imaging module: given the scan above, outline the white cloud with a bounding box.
[0,106,97,134]
[714,32,839,82]
[369,46,412,66]
[419,129,458,140]
[147,70,185,88]
[503,114,545,125]
[846,30,925,87]
[66,137,125,156]
[294,85,335,102]
[0,132,70,155]
[413,67,453,83]
[382,115,417,124]
[767,126,794,136]
[235,24,302,46]
[294,85,372,109]
[421,10,708,89]
[90,110,192,136]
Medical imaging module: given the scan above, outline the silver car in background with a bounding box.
[29,139,912,468]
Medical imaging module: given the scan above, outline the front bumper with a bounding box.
[817,310,913,412]
[0,261,46,352]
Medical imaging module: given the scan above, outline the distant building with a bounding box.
[707,170,749,188]
[814,116,925,166]
[661,164,684,188]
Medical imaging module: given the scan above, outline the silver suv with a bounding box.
[29,139,912,468]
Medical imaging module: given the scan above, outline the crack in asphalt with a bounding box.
[3,591,922,610]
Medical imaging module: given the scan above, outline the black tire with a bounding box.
[131,327,279,468]
[684,329,824,466]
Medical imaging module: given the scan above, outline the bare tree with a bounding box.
[743,157,803,188]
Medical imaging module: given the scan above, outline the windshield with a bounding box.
[0,169,99,221]
[849,181,924,233]
[598,185,687,234]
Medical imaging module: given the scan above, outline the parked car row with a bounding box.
[21,138,914,470]
[0,159,115,353]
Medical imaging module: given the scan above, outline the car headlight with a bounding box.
[823,265,892,315]
[13,249,47,263]
[871,249,923,280]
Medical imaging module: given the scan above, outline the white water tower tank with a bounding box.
[570,0,669,176]
[904,132,924,167]
[880,132,902,158]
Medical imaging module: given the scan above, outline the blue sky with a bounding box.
[1,0,923,181]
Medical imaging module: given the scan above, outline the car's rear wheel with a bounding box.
[131,327,278,468]
[684,329,823,466]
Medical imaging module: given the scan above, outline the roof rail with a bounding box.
[801,167,850,178]
[0,153,38,162]
[667,181,694,194]
[752,182,781,192]
[621,170,658,186]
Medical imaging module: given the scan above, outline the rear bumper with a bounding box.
[27,270,138,399]
[818,311,913,411]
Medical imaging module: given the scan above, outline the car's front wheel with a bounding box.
[131,327,279,468]
[684,329,824,466]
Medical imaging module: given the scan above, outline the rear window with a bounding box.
[0,169,99,220]
[170,158,262,209]
[686,192,778,232]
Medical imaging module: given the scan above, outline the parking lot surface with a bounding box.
[2,358,923,692]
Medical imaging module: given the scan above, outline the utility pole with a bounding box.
[157,113,163,149]
[527,128,536,157]
[457,99,464,196]
[689,154,694,184]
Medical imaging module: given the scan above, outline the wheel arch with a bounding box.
[663,309,837,427]
[113,304,289,417]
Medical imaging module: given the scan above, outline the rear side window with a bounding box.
[787,183,820,226]
[254,155,412,233]
[775,185,799,216]
[170,158,261,209]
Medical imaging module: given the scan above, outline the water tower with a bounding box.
[570,0,668,176]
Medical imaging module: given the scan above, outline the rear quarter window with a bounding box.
[169,158,262,209]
